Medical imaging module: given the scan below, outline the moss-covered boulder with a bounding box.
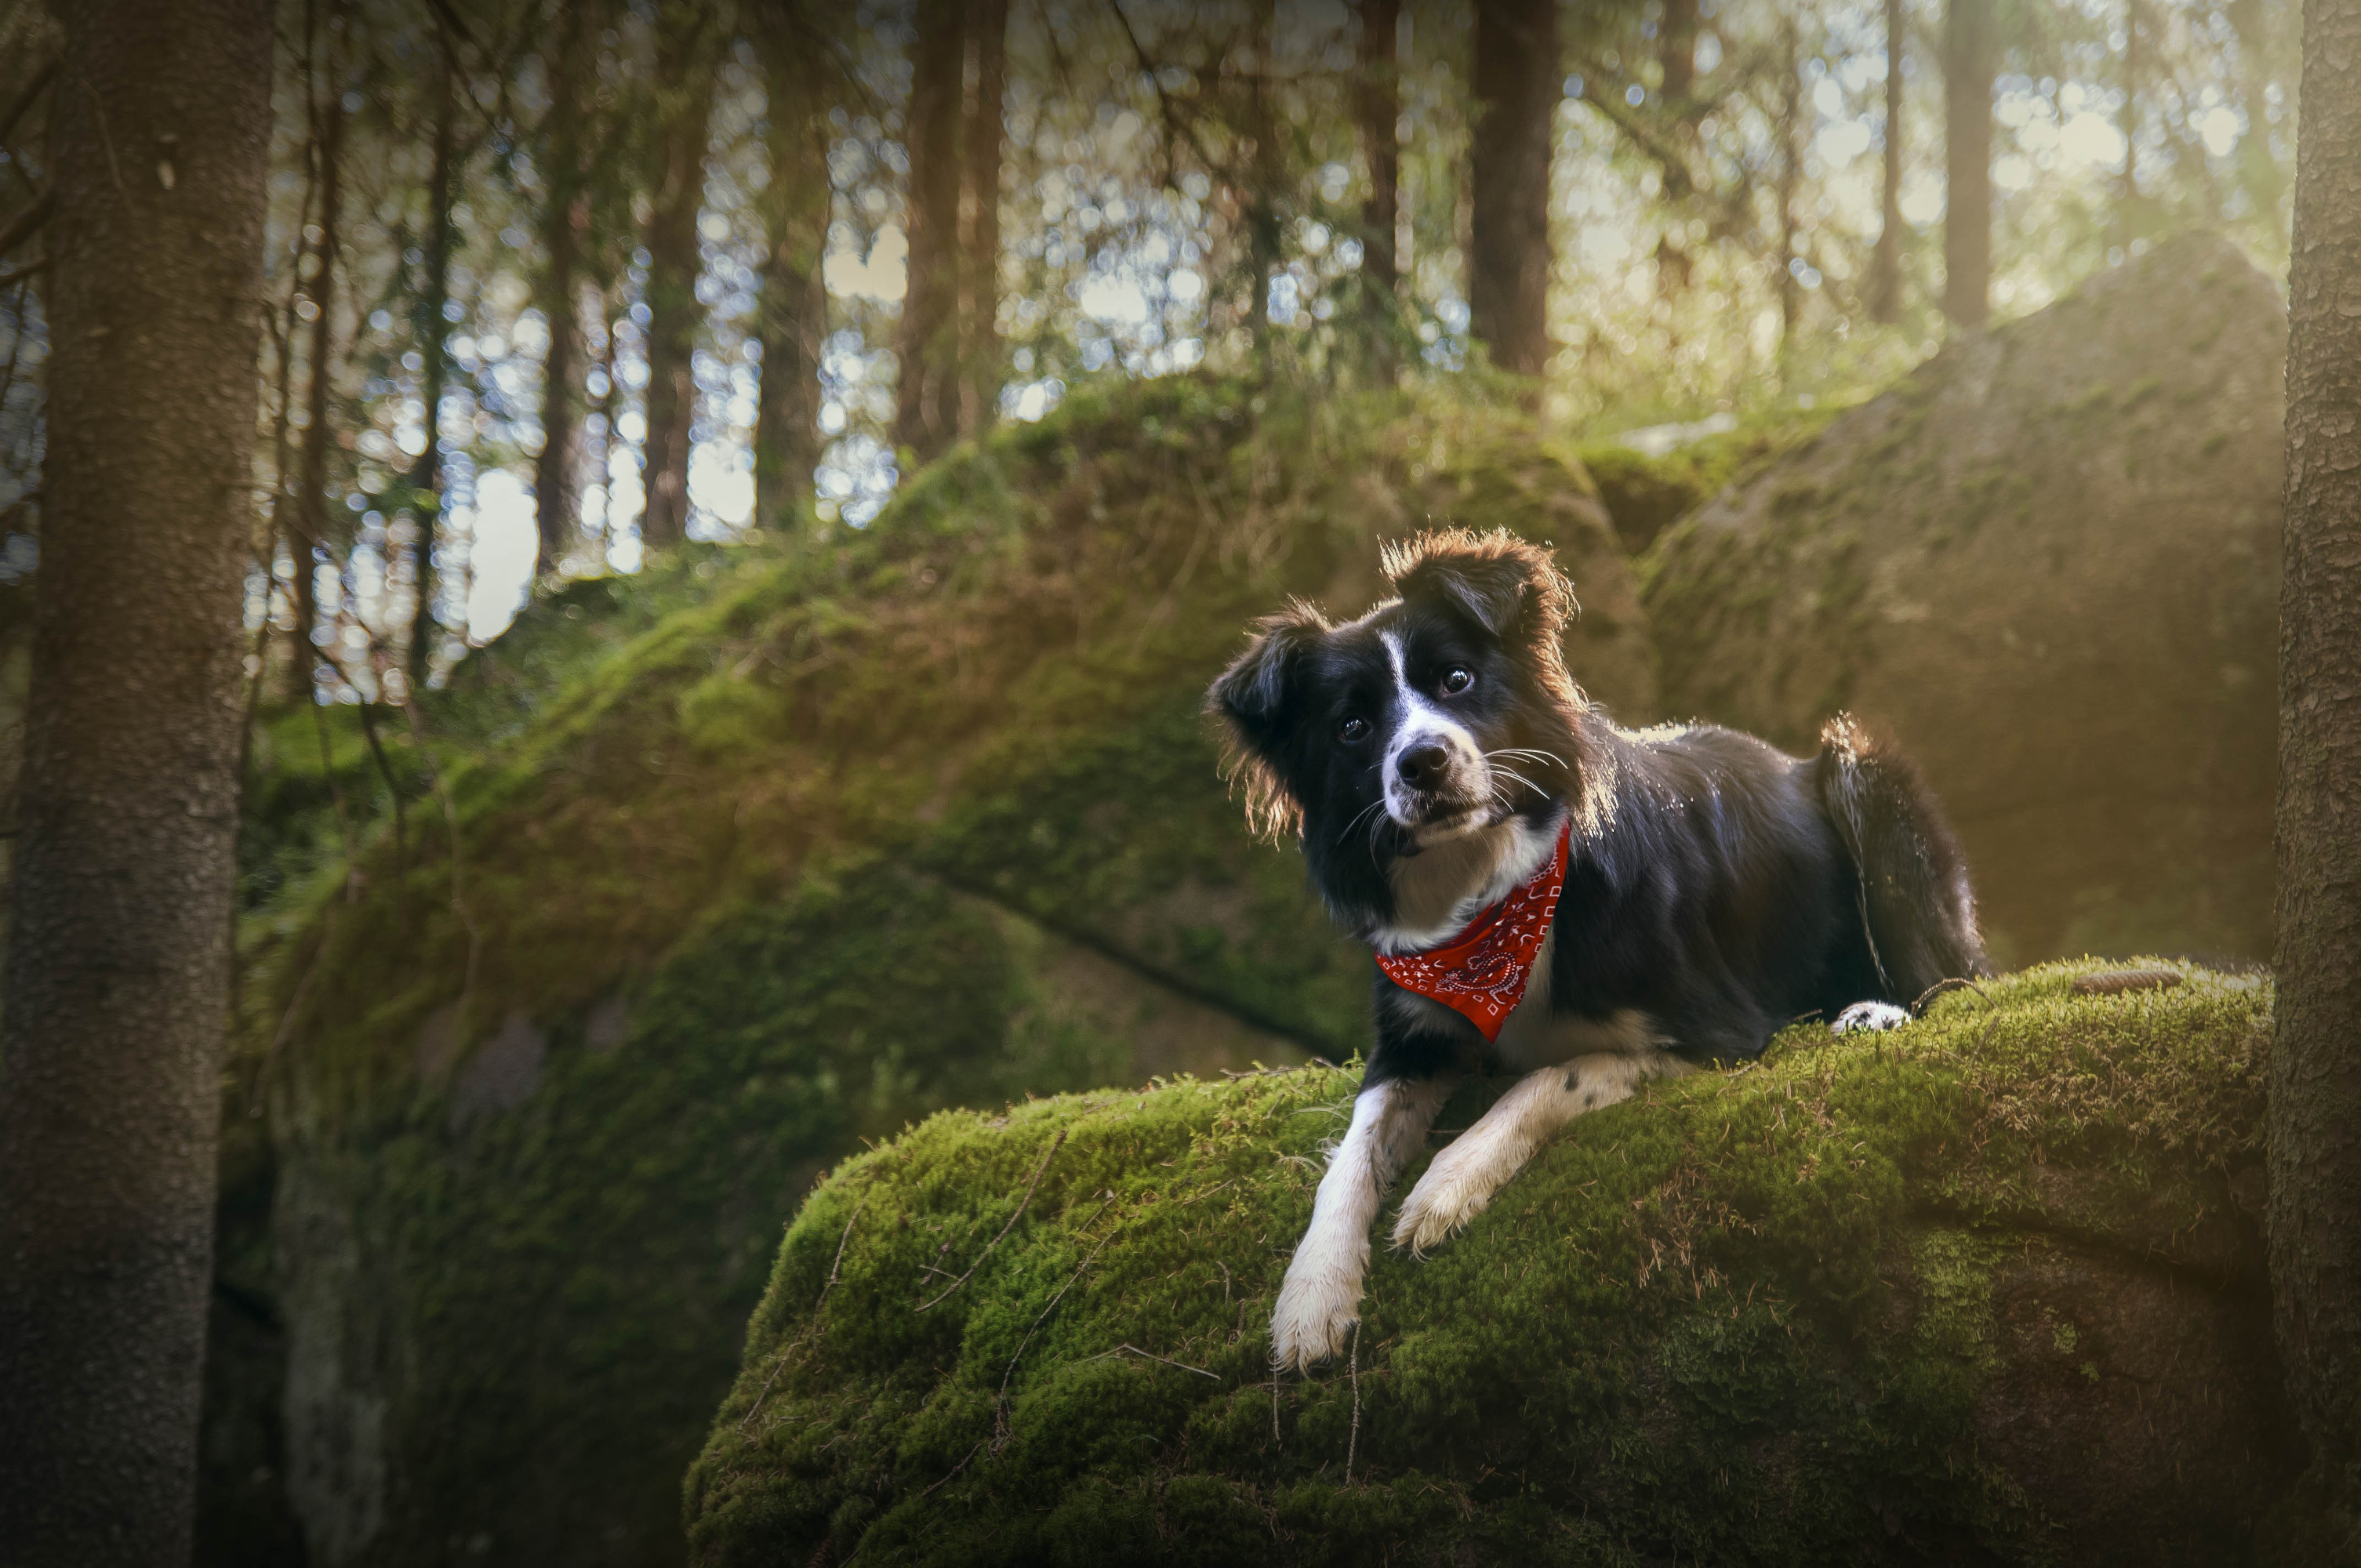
[231,377,1648,1565]
[686,962,2292,1566]
[1642,233,2282,967]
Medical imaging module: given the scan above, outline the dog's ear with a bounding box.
[1382,528,1572,647]
[1207,602,1328,838]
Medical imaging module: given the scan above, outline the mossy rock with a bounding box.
[223,376,1649,1565]
[1575,407,1838,556]
[686,961,2294,1566]
[1640,233,2282,967]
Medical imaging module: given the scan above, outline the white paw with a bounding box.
[1832,1000,1912,1034]
[1269,1241,1364,1372]
[1390,1148,1500,1256]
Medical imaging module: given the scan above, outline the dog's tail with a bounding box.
[1814,714,1992,1004]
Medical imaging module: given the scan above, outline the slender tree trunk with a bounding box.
[1659,0,1698,107]
[1242,0,1284,358]
[1942,0,1994,328]
[893,0,964,463]
[2226,0,2285,220]
[1357,0,1400,376]
[960,0,1007,438]
[1869,0,1905,322]
[533,0,591,577]
[0,2,272,1562]
[409,53,456,685]
[1469,0,1557,379]
[640,3,714,548]
[751,14,830,533]
[2272,0,2361,1534]
[296,82,347,689]
[1776,19,1802,359]
[2118,0,2141,248]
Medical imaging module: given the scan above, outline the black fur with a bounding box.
[1210,529,1990,1087]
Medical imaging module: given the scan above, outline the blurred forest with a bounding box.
[0,0,2312,1563]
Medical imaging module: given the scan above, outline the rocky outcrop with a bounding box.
[222,379,1645,1566]
[686,963,2299,1566]
[1643,233,2283,967]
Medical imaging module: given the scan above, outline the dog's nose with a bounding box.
[1397,742,1450,789]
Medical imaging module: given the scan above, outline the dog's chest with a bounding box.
[1488,927,1662,1069]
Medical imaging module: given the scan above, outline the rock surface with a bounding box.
[1643,233,2283,967]
[686,963,2294,1566]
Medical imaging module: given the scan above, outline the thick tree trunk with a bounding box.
[1942,0,1994,328]
[533,0,590,577]
[409,56,455,685]
[2271,0,2361,1532]
[1469,0,1557,379]
[751,13,830,533]
[640,4,714,549]
[893,0,964,463]
[1869,0,1905,322]
[1357,0,1400,375]
[295,84,346,689]
[0,2,272,1562]
[960,0,1007,438]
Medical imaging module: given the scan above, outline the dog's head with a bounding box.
[1208,528,1589,924]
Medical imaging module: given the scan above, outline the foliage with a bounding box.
[684,960,2276,1566]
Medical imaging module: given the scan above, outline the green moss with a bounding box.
[685,960,2271,1566]
[1575,405,1843,556]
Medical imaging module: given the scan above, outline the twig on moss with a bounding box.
[1089,1343,1219,1379]
[993,1189,1120,1449]
[1345,1319,1362,1484]
[918,1440,983,1498]
[917,1130,1067,1312]
[739,1197,866,1434]
[1912,975,1992,1015]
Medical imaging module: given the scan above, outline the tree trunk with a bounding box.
[2271,0,2361,1532]
[751,12,830,534]
[1869,0,1905,322]
[295,82,346,690]
[2118,0,2141,248]
[533,0,591,577]
[0,2,272,1562]
[1941,0,1994,328]
[1776,19,1802,360]
[1469,0,1557,379]
[1242,0,1284,358]
[1357,0,1400,375]
[892,0,964,464]
[409,53,455,686]
[960,0,1007,438]
[640,3,714,549]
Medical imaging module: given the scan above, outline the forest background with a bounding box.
[0,0,2339,1564]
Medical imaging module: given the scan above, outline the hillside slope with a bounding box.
[223,378,1648,1566]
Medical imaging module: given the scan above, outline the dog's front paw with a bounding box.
[1832,1000,1912,1034]
[1269,1256,1362,1372]
[1390,1152,1498,1257]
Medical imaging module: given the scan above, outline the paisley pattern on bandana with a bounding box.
[1375,818,1571,1043]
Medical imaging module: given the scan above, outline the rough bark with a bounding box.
[892,0,964,463]
[295,83,346,690]
[1357,0,1400,374]
[639,3,714,549]
[1469,0,1557,379]
[960,0,1006,437]
[751,10,830,533]
[1869,0,1905,322]
[2270,0,2361,1534]
[532,0,591,577]
[1942,0,1993,328]
[0,1,272,1562]
[409,53,456,685]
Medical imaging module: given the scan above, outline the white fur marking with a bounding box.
[1392,1051,1683,1255]
[1271,1075,1455,1371]
[1832,1000,1912,1034]
[1377,630,1482,829]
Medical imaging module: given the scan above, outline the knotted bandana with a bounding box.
[1375,818,1571,1042]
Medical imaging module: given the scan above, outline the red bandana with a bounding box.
[1375,819,1571,1043]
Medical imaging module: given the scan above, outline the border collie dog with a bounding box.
[1208,528,1989,1372]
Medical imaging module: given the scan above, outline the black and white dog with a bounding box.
[1208,528,1989,1372]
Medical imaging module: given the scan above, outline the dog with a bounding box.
[1207,528,1990,1372]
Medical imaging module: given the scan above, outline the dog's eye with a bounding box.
[1440,667,1474,695]
[1339,717,1369,743]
